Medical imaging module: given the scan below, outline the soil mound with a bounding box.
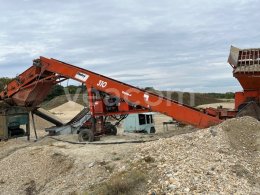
[133,117,260,194]
[220,116,260,151]
[50,101,84,113]
[0,146,74,195]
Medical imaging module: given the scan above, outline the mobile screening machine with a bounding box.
[0,46,258,141]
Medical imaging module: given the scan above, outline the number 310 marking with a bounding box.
[97,80,107,88]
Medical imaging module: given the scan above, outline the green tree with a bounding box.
[65,84,86,94]
[0,77,13,91]
[45,85,65,101]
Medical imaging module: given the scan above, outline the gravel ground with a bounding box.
[0,138,136,195]
[0,115,259,194]
[130,117,260,194]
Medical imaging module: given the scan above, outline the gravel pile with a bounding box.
[49,101,85,122]
[0,140,129,195]
[132,116,260,194]
[50,101,84,113]
[0,145,74,195]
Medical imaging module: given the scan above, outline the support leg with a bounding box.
[26,114,30,141]
[31,112,38,140]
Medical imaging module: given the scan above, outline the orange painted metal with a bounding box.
[234,92,245,110]
[118,102,130,112]
[11,80,54,107]
[39,57,222,128]
[228,46,260,112]
[204,107,236,119]
[234,73,260,90]
[235,90,260,110]
[93,100,105,114]
[0,56,223,129]
[3,45,260,130]
[0,66,46,98]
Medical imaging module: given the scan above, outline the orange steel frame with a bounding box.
[233,72,260,110]
[228,47,260,111]
[0,57,222,129]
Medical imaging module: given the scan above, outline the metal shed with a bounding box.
[123,113,155,134]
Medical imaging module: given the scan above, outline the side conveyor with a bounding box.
[33,108,65,127]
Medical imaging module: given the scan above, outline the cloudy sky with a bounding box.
[0,0,259,92]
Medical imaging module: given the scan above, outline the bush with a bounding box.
[87,169,146,195]
[0,77,13,91]
[45,85,65,101]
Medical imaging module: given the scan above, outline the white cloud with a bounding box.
[0,0,259,92]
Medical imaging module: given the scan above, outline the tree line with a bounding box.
[0,78,235,102]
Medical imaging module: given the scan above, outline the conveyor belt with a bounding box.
[66,107,90,125]
[33,108,65,126]
[44,107,91,135]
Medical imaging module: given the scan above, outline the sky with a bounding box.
[0,0,259,92]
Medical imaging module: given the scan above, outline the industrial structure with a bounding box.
[123,113,155,134]
[0,46,259,141]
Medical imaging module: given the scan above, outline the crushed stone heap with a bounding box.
[133,116,260,194]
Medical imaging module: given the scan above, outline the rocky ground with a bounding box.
[0,100,259,195]
[130,117,260,195]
